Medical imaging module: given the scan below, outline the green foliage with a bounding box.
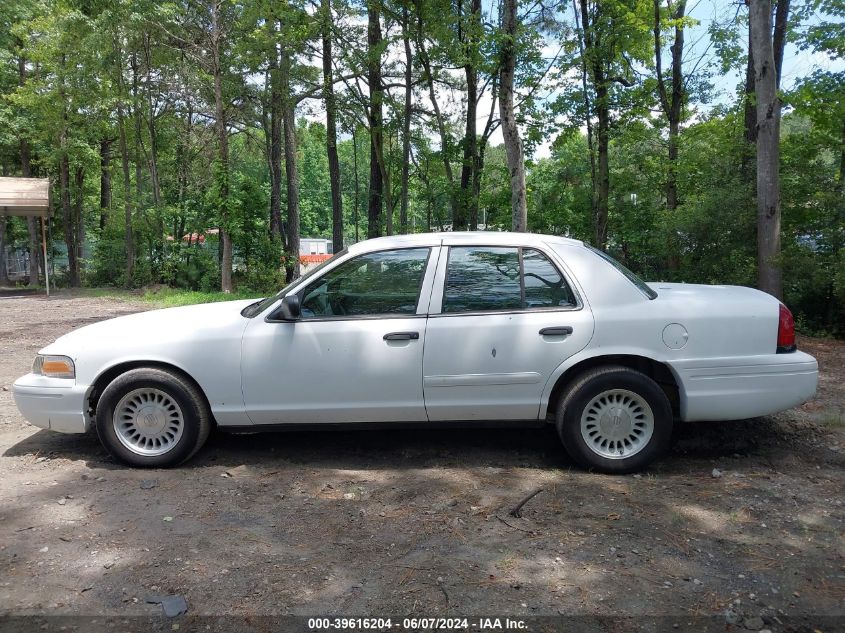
[525,132,592,239]
[89,222,131,288]
[81,286,264,307]
[0,0,842,335]
[298,120,332,238]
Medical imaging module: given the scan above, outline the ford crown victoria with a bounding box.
[13,232,818,472]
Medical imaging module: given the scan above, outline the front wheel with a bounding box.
[556,366,672,474]
[95,368,211,468]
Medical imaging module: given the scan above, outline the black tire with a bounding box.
[95,368,211,468]
[555,365,672,474]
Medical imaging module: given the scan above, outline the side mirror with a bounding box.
[269,294,301,321]
[278,294,302,321]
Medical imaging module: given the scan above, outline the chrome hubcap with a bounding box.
[113,388,184,456]
[580,389,654,460]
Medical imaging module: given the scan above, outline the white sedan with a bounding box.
[13,232,818,473]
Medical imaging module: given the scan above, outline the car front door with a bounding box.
[241,246,440,424]
[422,242,594,421]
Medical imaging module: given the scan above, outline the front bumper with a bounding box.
[12,374,90,433]
[671,351,819,422]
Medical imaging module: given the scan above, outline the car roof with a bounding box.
[346,231,584,254]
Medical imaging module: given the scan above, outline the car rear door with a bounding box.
[422,241,594,421]
[241,246,441,424]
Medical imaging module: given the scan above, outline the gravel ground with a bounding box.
[0,291,843,632]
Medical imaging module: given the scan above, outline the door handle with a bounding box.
[539,326,573,336]
[383,331,420,341]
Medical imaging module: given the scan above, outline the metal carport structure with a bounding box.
[0,177,51,296]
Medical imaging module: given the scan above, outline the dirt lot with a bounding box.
[0,291,843,632]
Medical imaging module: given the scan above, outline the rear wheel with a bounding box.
[556,366,672,473]
[95,368,211,468]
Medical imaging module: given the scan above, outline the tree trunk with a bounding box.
[367,0,384,238]
[143,32,162,206]
[400,3,413,234]
[741,0,788,178]
[573,0,597,231]
[268,31,283,241]
[654,0,686,271]
[22,140,41,285]
[458,0,481,231]
[352,125,361,242]
[580,0,610,248]
[471,140,485,229]
[665,115,681,271]
[773,0,789,88]
[416,4,456,225]
[74,165,85,278]
[116,77,134,286]
[131,51,143,207]
[60,153,79,287]
[384,133,394,235]
[59,53,79,287]
[750,0,783,299]
[654,0,686,213]
[0,215,7,286]
[499,0,527,232]
[458,71,476,230]
[742,17,757,176]
[99,138,112,231]
[470,73,497,231]
[211,0,233,293]
[322,0,343,251]
[147,111,162,207]
[594,97,610,248]
[281,47,300,280]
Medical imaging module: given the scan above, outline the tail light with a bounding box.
[776,303,796,353]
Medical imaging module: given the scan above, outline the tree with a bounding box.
[113,32,135,286]
[367,0,384,238]
[322,0,343,250]
[652,0,687,270]
[744,1,789,171]
[281,44,301,279]
[573,0,648,248]
[0,0,841,336]
[414,0,457,226]
[500,0,527,231]
[457,0,483,231]
[210,0,234,292]
[749,0,786,298]
[792,0,844,193]
[399,1,413,234]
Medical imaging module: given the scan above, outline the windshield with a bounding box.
[586,244,657,300]
[240,249,348,318]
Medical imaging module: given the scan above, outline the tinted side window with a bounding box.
[300,248,430,317]
[442,246,576,313]
[523,248,577,308]
[443,247,522,313]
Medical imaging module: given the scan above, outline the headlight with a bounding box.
[33,355,76,379]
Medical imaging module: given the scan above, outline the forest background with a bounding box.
[0,0,842,335]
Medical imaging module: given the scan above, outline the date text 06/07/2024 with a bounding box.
[307,617,528,630]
